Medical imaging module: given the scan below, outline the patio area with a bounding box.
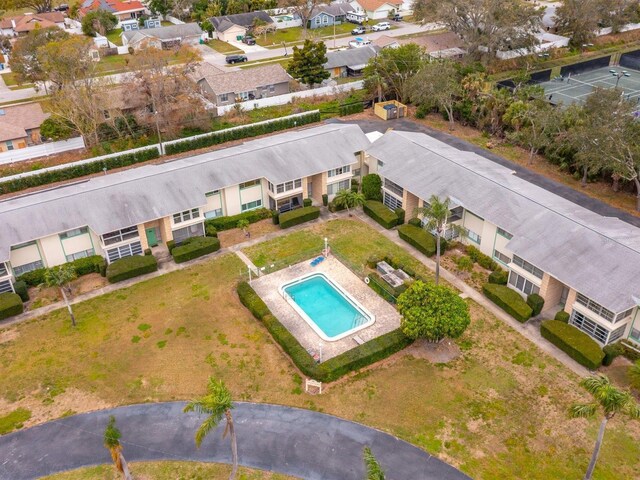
[251,255,401,361]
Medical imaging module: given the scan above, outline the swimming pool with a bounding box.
[280,273,375,342]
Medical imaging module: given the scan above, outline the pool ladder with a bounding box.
[351,313,368,328]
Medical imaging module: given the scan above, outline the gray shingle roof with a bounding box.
[0,124,369,261]
[367,130,640,312]
[310,4,351,19]
[198,64,291,96]
[324,46,380,70]
[122,23,203,43]
[209,11,273,32]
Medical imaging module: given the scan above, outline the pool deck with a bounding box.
[251,255,401,361]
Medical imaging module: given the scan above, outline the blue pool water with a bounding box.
[283,274,371,339]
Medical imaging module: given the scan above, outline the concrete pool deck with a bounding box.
[250,255,401,361]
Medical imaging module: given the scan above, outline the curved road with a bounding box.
[0,402,471,480]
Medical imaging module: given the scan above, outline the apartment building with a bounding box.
[0,124,369,293]
[365,130,640,348]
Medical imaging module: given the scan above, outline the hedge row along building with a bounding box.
[0,124,638,350]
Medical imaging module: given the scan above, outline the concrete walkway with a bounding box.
[0,402,471,480]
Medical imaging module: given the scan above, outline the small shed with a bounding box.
[374,100,406,120]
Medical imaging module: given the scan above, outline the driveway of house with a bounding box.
[0,402,471,480]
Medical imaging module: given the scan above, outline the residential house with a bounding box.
[0,12,65,36]
[372,35,399,49]
[196,63,291,108]
[79,0,146,24]
[307,4,350,29]
[121,23,203,50]
[364,130,640,348]
[402,31,466,59]
[209,11,273,42]
[0,103,49,152]
[324,45,379,77]
[349,0,403,20]
[0,124,369,295]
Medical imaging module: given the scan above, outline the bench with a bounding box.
[353,335,365,345]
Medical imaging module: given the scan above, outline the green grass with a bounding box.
[0,408,31,434]
[204,39,244,54]
[0,71,33,89]
[256,22,355,47]
[105,28,123,46]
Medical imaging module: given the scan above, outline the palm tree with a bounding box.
[103,415,133,480]
[184,378,238,480]
[414,195,462,285]
[363,446,386,480]
[570,375,640,480]
[333,189,365,217]
[44,264,78,327]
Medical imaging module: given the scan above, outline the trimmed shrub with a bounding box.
[172,236,221,263]
[322,194,328,206]
[166,240,176,254]
[18,255,106,287]
[205,208,272,231]
[488,269,508,285]
[205,223,218,237]
[394,207,405,225]
[482,283,532,322]
[362,174,382,201]
[363,201,398,229]
[527,293,545,316]
[303,198,312,207]
[466,245,500,271]
[397,224,436,257]
[271,210,280,225]
[16,269,46,287]
[555,310,570,323]
[540,320,604,370]
[106,255,158,283]
[279,206,321,229]
[408,217,422,227]
[0,293,23,320]
[13,281,29,302]
[367,272,408,302]
[339,101,364,116]
[602,342,625,366]
[237,281,271,320]
[144,248,152,256]
[328,200,346,213]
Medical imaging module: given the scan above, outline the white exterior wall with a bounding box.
[492,231,512,264]
[39,234,66,267]
[10,243,42,269]
[204,192,224,216]
[61,232,95,258]
[461,210,484,247]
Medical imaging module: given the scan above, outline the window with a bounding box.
[66,248,94,262]
[59,227,89,240]
[6,140,13,151]
[631,327,640,342]
[241,199,262,212]
[327,179,350,196]
[377,160,384,168]
[353,168,361,177]
[323,15,328,23]
[205,190,220,197]
[269,84,275,93]
[173,208,200,224]
[239,179,260,189]
[512,255,543,279]
[508,271,540,296]
[328,165,351,177]
[467,229,481,244]
[315,17,321,24]
[0,279,12,294]
[0,262,7,277]
[173,223,205,243]
[205,208,223,219]
[107,241,142,263]
[383,191,402,211]
[570,310,609,344]
[493,249,511,265]
[617,308,635,322]
[575,293,616,323]
[383,178,403,197]
[447,206,463,223]
[609,324,626,343]
[13,260,44,276]
[268,182,274,193]
[275,178,302,194]
[11,240,37,250]
[219,93,229,103]
[102,226,139,246]
[497,227,513,240]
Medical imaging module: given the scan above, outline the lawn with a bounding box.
[256,22,355,47]
[1,219,639,479]
[205,39,244,54]
[0,71,34,90]
[105,28,123,46]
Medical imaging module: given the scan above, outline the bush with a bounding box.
[0,293,23,320]
[279,206,321,229]
[394,207,405,225]
[106,255,158,283]
[555,310,570,323]
[237,281,271,320]
[17,255,106,286]
[339,102,364,116]
[602,342,625,366]
[466,245,499,271]
[415,104,429,119]
[205,208,272,231]
[166,240,176,254]
[327,200,346,213]
[363,201,398,229]
[367,271,408,301]
[0,147,160,195]
[164,111,321,155]
[144,248,152,256]
[16,268,46,287]
[205,223,218,237]
[408,217,422,227]
[482,283,532,322]
[540,320,604,370]
[322,194,328,206]
[397,224,436,256]
[303,198,312,207]
[271,210,280,225]
[488,269,508,284]
[172,236,221,263]
[527,293,545,316]
[362,174,382,201]
[13,281,29,302]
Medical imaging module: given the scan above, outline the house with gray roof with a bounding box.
[307,4,350,29]
[209,11,273,42]
[122,23,203,50]
[324,45,380,77]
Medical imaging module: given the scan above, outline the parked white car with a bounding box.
[372,22,391,31]
[349,37,372,48]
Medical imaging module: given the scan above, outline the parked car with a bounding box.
[391,14,402,21]
[349,37,372,48]
[242,36,256,45]
[351,26,366,35]
[372,22,391,31]
[226,54,248,64]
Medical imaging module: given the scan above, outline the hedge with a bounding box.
[13,281,29,302]
[18,255,106,287]
[407,217,422,227]
[555,310,570,323]
[279,206,320,229]
[106,255,158,283]
[303,198,312,207]
[540,320,604,370]
[482,283,532,322]
[339,102,364,116]
[172,236,220,263]
[527,293,545,316]
[0,292,23,320]
[394,208,405,225]
[363,201,398,229]
[397,224,436,257]
[362,174,382,201]
[0,148,160,195]
[205,208,272,232]
[322,194,328,206]
[236,281,412,382]
[367,272,408,303]
[164,111,321,155]
[488,269,508,285]
[602,342,625,366]
[466,245,500,271]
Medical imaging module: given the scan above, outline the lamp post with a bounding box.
[324,237,328,256]
[612,70,631,88]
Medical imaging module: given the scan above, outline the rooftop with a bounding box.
[324,45,380,69]
[0,12,64,32]
[209,11,273,32]
[352,0,402,11]
[122,23,203,42]
[0,103,49,143]
[197,63,291,96]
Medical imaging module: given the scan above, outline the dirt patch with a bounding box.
[217,219,280,248]
[69,273,109,296]
[406,338,462,363]
[601,356,635,391]
[25,273,109,311]
[0,328,19,344]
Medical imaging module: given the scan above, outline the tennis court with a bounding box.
[537,65,640,106]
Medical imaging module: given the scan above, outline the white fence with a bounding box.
[0,137,85,166]
[217,80,364,115]
[165,15,186,25]
[272,18,303,29]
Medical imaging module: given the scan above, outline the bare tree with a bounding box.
[281,0,319,38]
[408,60,461,130]
[554,0,600,47]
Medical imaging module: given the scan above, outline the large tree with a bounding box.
[570,375,640,480]
[0,0,52,13]
[44,265,78,327]
[81,10,118,37]
[554,0,600,48]
[149,0,174,16]
[280,0,319,37]
[333,189,365,216]
[412,0,542,59]
[9,27,69,86]
[397,280,471,342]
[286,39,329,87]
[408,60,461,130]
[363,43,423,103]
